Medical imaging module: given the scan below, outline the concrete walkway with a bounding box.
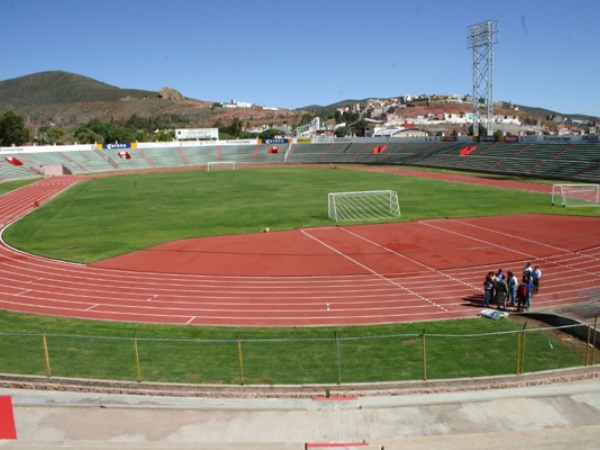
[1,377,600,449]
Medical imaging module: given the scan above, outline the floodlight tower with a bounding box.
[468,20,498,136]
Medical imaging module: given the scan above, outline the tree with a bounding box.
[335,126,348,137]
[259,128,280,140]
[75,128,104,144]
[229,117,244,138]
[134,130,151,142]
[46,126,67,145]
[334,110,342,124]
[467,124,488,136]
[493,128,504,137]
[299,113,315,127]
[353,119,368,137]
[106,126,137,143]
[0,111,30,146]
[153,131,175,142]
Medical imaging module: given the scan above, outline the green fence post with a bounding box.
[422,329,427,381]
[237,338,245,386]
[516,331,522,374]
[518,323,527,374]
[133,329,142,383]
[39,326,51,377]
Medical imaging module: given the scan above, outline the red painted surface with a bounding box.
[460,145,477,156]
[0,172,599,327]
[4,156,23,166]
[306,443,369,449]
[0,396,17,440]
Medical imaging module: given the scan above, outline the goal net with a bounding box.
[328,190,401,222]
[551,183,600,207]
[207,161,235,171]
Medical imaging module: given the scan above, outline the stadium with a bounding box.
[0,135,599,389]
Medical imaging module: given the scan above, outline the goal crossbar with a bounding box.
[328,190,401,222]
[551,183,600,207]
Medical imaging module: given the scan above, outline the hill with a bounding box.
[303,98,598,122]
[0,71,301,130]
[1,71,595,136]
[507,103,598,121]
[300,99,368,113]
[0,71,157,107]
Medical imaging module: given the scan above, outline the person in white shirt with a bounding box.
[532,265,541,295]
[507,271,518,306]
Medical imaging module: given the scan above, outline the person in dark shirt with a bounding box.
[495,275,509,310]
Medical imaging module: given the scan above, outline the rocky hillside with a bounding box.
[0,71,301,130]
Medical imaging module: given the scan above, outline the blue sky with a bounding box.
[1,0,599,116]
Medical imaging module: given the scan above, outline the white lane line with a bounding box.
[301,229,448,313]
[432,219,600,280]
[450,219,600,261]
[420,221,537,260]
[85,304,99,311]
[340,227,480,291]
[186,316,196,325]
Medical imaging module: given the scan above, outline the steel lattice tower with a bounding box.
[468,20,498,136]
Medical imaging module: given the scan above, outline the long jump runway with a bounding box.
[1,177,600,326]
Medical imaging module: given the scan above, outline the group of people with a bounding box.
[482,263,541,312]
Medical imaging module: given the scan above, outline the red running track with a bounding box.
[1,175,600,327]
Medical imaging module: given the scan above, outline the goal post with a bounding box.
[328,190,401,222]
[207,161,236,171]
[551,183,600,207]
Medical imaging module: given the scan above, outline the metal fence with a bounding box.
[0,322,597,386]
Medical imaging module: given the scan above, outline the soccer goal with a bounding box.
[207,161,235,171]
[328,190,401,222]
[551,183,600,207]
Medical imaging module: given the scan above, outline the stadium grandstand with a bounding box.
[1,135,599,183]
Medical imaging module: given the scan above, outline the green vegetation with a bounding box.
[1,167,599,385]
[0,71,156,108]
[5,167,599,263]
[0,310,590,384]
[74,116,185,144]
[0,110,30,146]
[0,178,38,196]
